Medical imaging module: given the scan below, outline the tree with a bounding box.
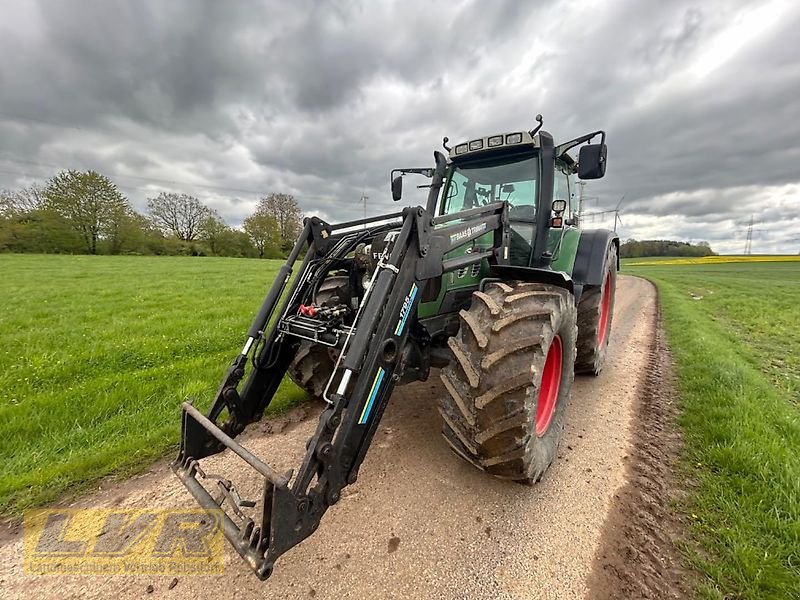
[199,211,229,255]
[147,192,212,241]
[619,239,716,258]
[216,229,257,257]
[103,209,147,255]
[43,170,131,254]
[243,212,281,258]
[1,183,45,216]
[259,193,302,251]
[0,208,83,254]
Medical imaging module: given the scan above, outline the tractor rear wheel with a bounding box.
[439,281,577,483]
[287,275,349,398]
[575,244,617,375]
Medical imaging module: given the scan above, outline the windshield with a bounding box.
[440,153,539,219]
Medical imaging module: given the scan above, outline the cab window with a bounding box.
[440,154,539,218]
[554,162,575,221]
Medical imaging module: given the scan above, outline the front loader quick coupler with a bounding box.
[172,402,322,581]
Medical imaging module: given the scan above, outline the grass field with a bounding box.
[624,259,800,599]
[0,254,306,515]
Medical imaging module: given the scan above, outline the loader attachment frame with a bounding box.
[172,201,511,579]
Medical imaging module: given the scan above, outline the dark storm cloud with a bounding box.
[0,2,273,134]
[0,0,798,253]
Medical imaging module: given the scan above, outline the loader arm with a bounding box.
[172,202,510,580]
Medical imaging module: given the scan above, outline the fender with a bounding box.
[572,229,619,287]
[488,265,574,294]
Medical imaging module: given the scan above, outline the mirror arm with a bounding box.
[554,130,606,160]
[390,168,435,183]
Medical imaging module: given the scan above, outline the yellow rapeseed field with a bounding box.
[625,255,800,266]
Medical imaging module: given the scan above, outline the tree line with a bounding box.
[0,170,303,258]
[620,239,716,258]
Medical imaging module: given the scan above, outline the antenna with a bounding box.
[529,114,544,137]
[442,137,451,152]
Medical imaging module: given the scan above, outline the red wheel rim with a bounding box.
[598,272,612,347]
[536,335,563,437]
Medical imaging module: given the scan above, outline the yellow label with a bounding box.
[23,508,224,576]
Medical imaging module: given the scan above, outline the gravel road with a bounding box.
[1,275,658,600]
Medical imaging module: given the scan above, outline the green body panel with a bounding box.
[416,226,582,319]
[549,227,581,276]
[417,231,493,318]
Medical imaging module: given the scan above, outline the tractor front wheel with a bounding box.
[439,281,577,483]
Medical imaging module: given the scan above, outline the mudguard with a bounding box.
[489,265,574,294]
[571,229,619,287]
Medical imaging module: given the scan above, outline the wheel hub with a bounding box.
[598,272,612,347]
[536,335,563,437]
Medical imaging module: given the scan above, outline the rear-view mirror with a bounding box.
[578,144,607,180]
[391,176,403,201]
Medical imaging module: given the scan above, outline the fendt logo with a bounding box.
[23,508,224,575]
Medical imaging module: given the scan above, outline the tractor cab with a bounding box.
[440,131,542,267]
[391,117,607,271]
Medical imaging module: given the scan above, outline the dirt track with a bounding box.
[1,275,658,600]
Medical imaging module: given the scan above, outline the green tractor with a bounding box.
[172,115,617,580]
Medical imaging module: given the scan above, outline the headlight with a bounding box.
[469,139,484,151]
[455,143,468,155]
[488,135,503,147]
[506,133,523,144]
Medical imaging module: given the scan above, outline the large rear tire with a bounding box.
[439,281,577,483]
[287,275,349,398]
[575,244,617,375]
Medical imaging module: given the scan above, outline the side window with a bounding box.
[553,163,572,219]
[442,171,468,214]
[554,165,570,203]
[441,172,493,214]
[568,174,577,219]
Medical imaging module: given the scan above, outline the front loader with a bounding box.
[172,116,618,580]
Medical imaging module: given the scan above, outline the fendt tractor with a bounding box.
[172,115,618,580]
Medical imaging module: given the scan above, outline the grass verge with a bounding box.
[625,261,800,599]
[0,254,307,515]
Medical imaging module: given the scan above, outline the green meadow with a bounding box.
[3,253,799,599]
[624,259,800,600]
[0,254,305,514]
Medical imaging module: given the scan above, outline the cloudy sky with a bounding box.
[1,0,799,253]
